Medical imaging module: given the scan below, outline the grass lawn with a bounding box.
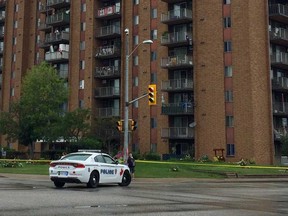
[0,160,287,178]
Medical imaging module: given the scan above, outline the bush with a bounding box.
[143,152,161,161]
[0,161,23,168]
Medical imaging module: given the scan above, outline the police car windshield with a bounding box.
[61,154,92,161]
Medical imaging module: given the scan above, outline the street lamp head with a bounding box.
[142,39,153,44]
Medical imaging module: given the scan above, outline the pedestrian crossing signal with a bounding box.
[116,120,123,132]
[130,119,137,131]
[148,84,157,105]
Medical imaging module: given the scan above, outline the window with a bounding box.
[79,100,84,108]
[14,21,18,28]
[133,100,139,108]
[79,80,84,89]
[15,4,19,12]
[133,35,139,46]
[151,73,157,83]
[151,52,157,61]
[227,144,235,156]
[151,8,157,19]
[13,54,16,62]
[224,41,232,52]
[151,143,157,153]
[225,91,233,102]
[80,60,85,69]
[80,41,85,50]
[81,3,86,12]
[134,15,139,25]
[151,29,157,40]
[133,76,138,87]
[10,87,15,97]
[13,37,17,45]
[134,0,139,5]
[81,22,86,31]
[224,0,231,4]
[133,56,138,66]
[226,116,234,127]
[225,66,233,77]
[11,71,15,79]
[151,118,157,128]
[224,17,231,28]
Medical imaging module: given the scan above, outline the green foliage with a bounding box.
[0,161,23,168]
[198,155,212,163]
[281,135,288,156]
[68,137,102,152]
[143,152,161,161]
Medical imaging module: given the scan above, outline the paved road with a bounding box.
[0,174,288,216]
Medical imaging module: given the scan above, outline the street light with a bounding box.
[123,28,153,162]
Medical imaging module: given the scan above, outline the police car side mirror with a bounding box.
[114,160,119,165]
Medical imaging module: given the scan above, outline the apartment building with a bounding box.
[0,0,287,165]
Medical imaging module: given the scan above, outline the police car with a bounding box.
[49,150,131,188]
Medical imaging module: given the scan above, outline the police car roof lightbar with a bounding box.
[78,149,102,153]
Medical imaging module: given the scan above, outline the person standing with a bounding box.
[127,153,135,179]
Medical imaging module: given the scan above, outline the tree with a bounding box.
[0,62,68,158]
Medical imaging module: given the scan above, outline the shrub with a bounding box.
[144,152,161,161]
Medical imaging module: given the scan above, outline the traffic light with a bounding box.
[148,84,157,105]
[116,120,123,132]
[129,119,137,131]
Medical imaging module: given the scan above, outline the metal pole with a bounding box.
[123,30,129,162]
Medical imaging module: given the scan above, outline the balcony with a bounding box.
[45,51,69,63]
[270,27,288,47]
[94,87,120,98]
[47,0,70,9]
[0,14,5,23]
[270,52,288,70]
[95,66,120,78]
[46,12,70,27]
[96,5,121,19]
[96,107,120,118]
[162,78,193,92]
[273,101,288,116]
[269,4,288,24]
[0,30,3,39]
[161,127,194,139]
[0,46,3,55]
[161,55,193,69]
[161,0,185,3]
[45,31,70,44]
[58,69,68,79]
[95,45,120,59]
[162,103,193,115]
[95,25,121,39]
[161,8,192,25]
[161,32,192,48]
[274,127,287,140]
[272,77,288,91]
[0,0,6,8]
[38,22,52,32]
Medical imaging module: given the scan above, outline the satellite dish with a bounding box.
[189,122,196,128]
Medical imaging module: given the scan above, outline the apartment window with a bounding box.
[134,15,139,25]
[151,73,157,83]
[226,144,235,156]
[14,21,18,28]
[81,22,86,31]
[151,118,157,129]
[225,91,233,102]
[224,41,232,52]
[133,76,138,86]
[151,29,157,40]
[79,100,84,108]
[151,143,157,153]
[133,56,139,66]
[80,60,85,69]
[225,66,233,77]
[80,41,85,50]
[79,80,84,89]
[11,71,15,79]
[151,8,157,19]
[151,52,157,61]
[133,35,139,46]
[15,4,19,12]
[13,54,16,62]
[81,3,86,12]
[224,17,231,28]
[226,116,234,127]
[224,0,231,4]
[134,0,139,5]
[133,100,139,108]
[10,87,15,97]
[13,37,17,45]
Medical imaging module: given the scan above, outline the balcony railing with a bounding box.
[161,127,194,139]
[97,5,121,19]
[273,101,288,115]
[272,77,288,90]
[161,103,193,115]
[270,27,288,46]
[161,31,192,47]
[95,25,121,38]
[161,8,192,24]
[162,78,193,91]
[95,45,120,58]
[46,12,70,26]
[161,55,193,69]
[45,51,69,62]
[269,4,288,24]
[94,87,120,98]
[96,107,120,118]
[45,31,70,44]
[47,0,70,8]
[271,52,288,70]
[38,22,52,32]
[95,66,120,78]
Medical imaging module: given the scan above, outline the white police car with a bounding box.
[49,150,131,188]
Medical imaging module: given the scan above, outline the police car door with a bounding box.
[102,154,119,183]
[95,155,112,183]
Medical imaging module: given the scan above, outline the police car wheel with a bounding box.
[87,171,99,188]
[54,181,65,188]
[119,170,131,186]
